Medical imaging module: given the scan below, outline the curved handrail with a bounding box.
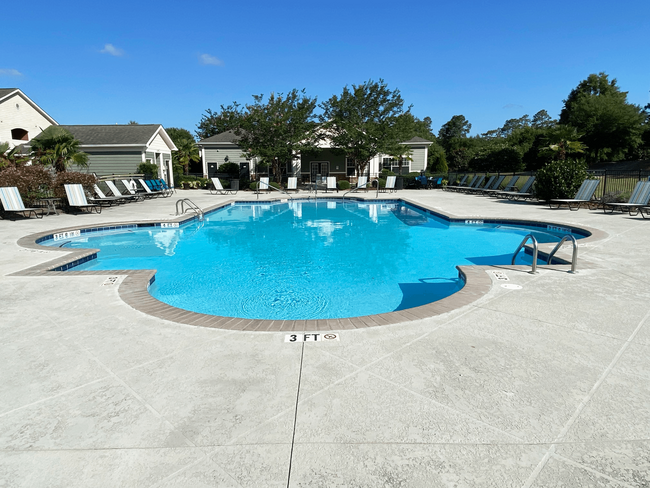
[175,198,204,220]
[547,234,578,273]
[256,181,293,200]
[511,234,539,274]
[342,181,370,198]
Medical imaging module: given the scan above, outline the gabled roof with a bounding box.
[198,130,241,144]
[401,136,434,145]
[58,124,177,150]
[0,88,19,99]
[0,88,58,125]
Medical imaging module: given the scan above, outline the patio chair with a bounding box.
[121,179,154,199]
[348,176,368,193]
[138,179,163,198]
[286,177,299,193]
[602,181,650,215]
[496,176,536,201]
[486,176,519,197]
[259,177,270,192]
[466,175,495,194]
[0,186,44,219]
[158,179,175,195]
[462,175,485,193]
[326,176,338,193]
[105,180,143,202]
[210,177,237,195]
[429,177,443,189]
[64,184,101,213]
[548,179,600,210]
[92,184,125,206]
[478,175,505,196]
[384,175,397,193]
[444,175,468,192]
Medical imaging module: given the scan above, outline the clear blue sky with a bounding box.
[2,0,648,138]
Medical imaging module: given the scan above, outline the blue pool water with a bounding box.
[42,200,582,320]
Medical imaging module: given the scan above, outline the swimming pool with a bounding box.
[41,200,585,320]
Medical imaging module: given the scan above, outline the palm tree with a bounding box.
[174,138,200,175]
[0,142,30,169]
[30,126,89,172]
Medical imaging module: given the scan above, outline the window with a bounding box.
[11,128,28,141]
[346,158,355,176]
[382,158,395,170]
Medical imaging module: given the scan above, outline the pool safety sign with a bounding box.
[285,333,340,343]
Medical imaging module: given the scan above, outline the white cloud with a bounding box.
[199,54,224,66]
[0,69,23,76]
[503,103,524,110]
[100,44,124,56]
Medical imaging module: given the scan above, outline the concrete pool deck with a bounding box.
[1,189,649,487]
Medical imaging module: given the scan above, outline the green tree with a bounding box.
[531,110,556,129]
[30,126,89,173]
[175,138,200,175]
[559,72,645,164]
[195,104,245,140]
[0,142,29,170]
[167,127,200,175]
[237,89,319,183]
[438,115,471,146]
[320,79,409,178]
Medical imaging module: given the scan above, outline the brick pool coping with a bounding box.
[11,196,607,331]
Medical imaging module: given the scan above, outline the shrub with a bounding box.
[338,180,351,190]
[380,169,396,177]
[178,176,209,189]
[218,162,240,178]
[53,171,97,199]
[137,162,159,178]
[535,159,588,201]
[0,165,54,204]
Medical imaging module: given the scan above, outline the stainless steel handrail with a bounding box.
[547,235,578,273]
[342,181,370,198]
[175,198,204,220]
[511,234,539,274]
[256,181,293,200]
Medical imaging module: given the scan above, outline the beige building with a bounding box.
[0,88,57,148]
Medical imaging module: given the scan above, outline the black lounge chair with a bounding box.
[496,177,536,201]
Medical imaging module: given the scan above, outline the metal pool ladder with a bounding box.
[511,233,578,274]
[547,234,578,273]
[511,234,539,274]
[175,198,204,220]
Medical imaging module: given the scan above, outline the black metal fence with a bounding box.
[446,169,650,198]
[587,170,650,200]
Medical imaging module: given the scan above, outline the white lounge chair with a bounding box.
[286,177,299,193]
[0,186,43,219]
[105,181,143,202]
[92,184,124,206]
[259,177,270,192]
[326,176,338,193]
[210,177,237,195]
[348,176,368,193]
[64,184,101,213]
[384,175,397,193]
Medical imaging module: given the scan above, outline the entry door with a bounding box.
[239,162,250,180]
[311,161,329,182]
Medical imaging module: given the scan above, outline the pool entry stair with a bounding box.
[175,198,204,220]
[512,233,579,274]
